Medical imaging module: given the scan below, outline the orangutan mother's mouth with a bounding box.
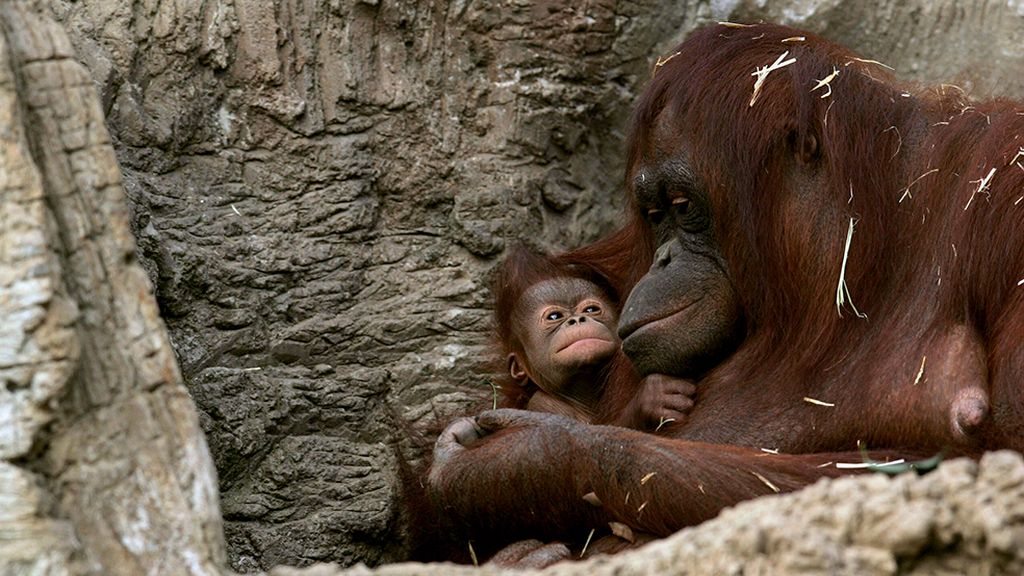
[618,300,697,342]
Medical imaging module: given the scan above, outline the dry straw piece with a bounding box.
[912,356,927,386]
[835,458,905,469]
[579,528,596,559]
[1009,146,1024,166]
[846,57,894,70]
[608,522,636,543]
[750,471,780,492]
[836,217,867,319]
[964,167,996,210]
[883,125,902,158]
[653,51,681,76]
[898,168,939,203]
[655,416,676,431]
[750,51,797,107]
[810,67,840,98]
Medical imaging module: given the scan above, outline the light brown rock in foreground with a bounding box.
[274,452,1024,576]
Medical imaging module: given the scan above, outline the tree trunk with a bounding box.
[0,4,223,575]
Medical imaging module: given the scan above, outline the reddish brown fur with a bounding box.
[427,22,1024,550]
[555,222,656,419]
[635,24,1024,451]
[407,245,654,563]
[491,244,644,424]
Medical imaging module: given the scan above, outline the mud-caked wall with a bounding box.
[42,0,1024,571]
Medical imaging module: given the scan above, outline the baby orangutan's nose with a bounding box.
[567,316,587,326]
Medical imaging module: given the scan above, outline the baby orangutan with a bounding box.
[494,245,695,430]
[475,245,695,567]
[510,274,620,420]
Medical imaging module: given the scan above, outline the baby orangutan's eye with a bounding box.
[583,304,601,314]
[545,311,564,321]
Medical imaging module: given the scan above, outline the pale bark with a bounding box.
[0,5,224,575]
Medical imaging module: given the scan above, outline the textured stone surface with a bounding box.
[0,4,223,575]
[731,0,1024,100]
[46,0,713,570]
[17,0,1024,572]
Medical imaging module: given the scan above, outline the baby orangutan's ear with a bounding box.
[508,353,528,383]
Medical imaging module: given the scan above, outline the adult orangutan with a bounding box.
[427,22,1024,551]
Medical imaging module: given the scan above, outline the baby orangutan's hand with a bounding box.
[635,374,696,431]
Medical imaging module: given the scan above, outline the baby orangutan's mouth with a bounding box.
[558,337,613,353]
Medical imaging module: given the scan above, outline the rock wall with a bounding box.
[46,0,713,570]
[19,0,1024,572]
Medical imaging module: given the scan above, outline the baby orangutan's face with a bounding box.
[510,277,620,394]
